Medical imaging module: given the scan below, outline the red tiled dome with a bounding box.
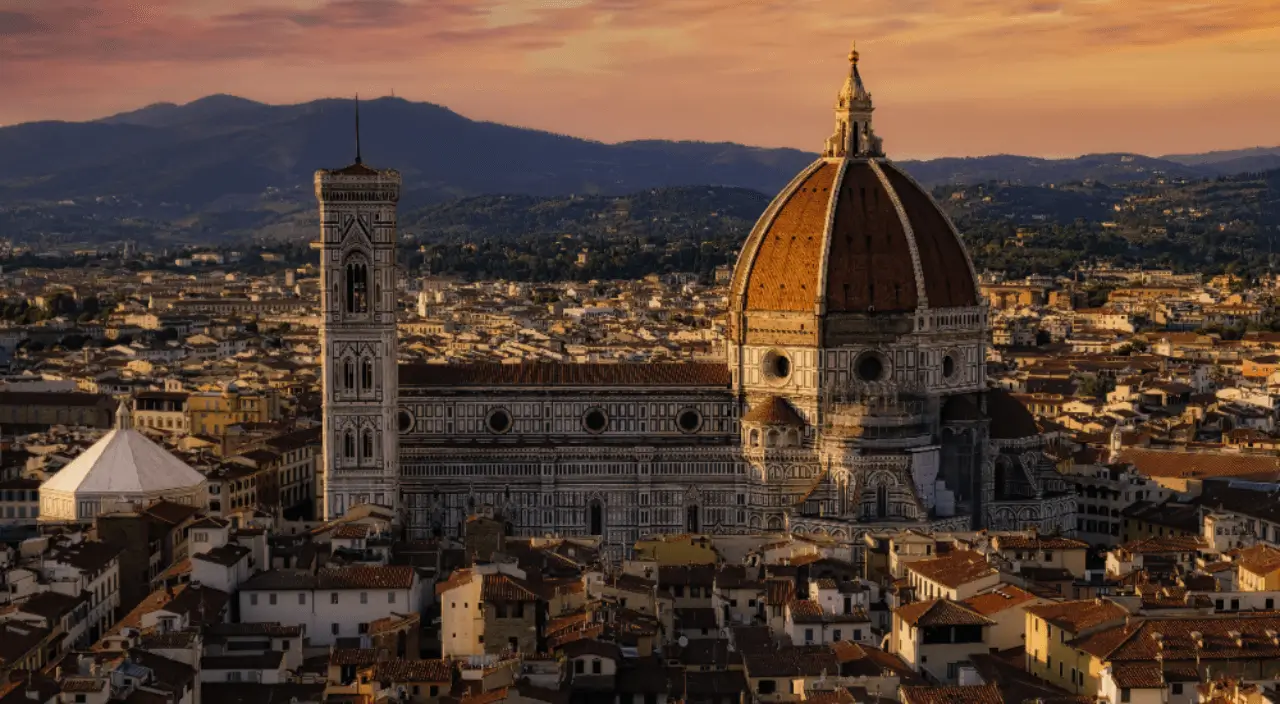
[731,159,978,315]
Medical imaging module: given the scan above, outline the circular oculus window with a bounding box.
[762,350,792,383]
[582,408,609,434]
[856,353,886,382]
[486,408,513,434]
[677,408,703,433]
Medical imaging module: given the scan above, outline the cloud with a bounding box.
[0,11,48,36]
[1,0,1279,157]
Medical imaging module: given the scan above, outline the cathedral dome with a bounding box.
[729,47,978,316]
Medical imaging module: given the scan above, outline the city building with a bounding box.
[317,48,1075,556]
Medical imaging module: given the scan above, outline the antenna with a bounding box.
[354,94,363,165]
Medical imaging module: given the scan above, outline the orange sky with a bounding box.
[2,0,1279,158]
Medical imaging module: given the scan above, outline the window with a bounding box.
[282,640,291,650]
[853,629,862,641]
[360,592,368,604]
[1121,689,1131,703]
[757,680,776,695]
[362,431,374,460]
[592,659,602,674]
[833,629,842,641]
[299,594,306,605]
[228,672,242,682]
[331,623,339,635]
[250,594,259,606]
[344,358,355,389]
[574,660,584,674]
[332,593,340,605]
[804,628,814,643]
[358,623,369,634]
[1172,684,1184,695]
[345,258,369,313]
[361,358,374,390]
[343,431,355,459]
[269,593,277,606]
[388,592,396,604]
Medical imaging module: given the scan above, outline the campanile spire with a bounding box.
[354,94,363,165]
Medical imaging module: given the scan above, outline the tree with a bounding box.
[1077,375,1109,399]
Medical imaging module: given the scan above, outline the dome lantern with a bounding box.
[824,41,883,159]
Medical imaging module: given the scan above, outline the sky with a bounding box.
[2,0,1279,159]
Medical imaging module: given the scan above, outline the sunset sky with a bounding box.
[2,0,1279,159]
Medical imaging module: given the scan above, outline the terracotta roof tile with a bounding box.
[739,162,838,312]
[900,684,1003,704]
[961,585,1038,616]
[317,566,415,590]
[1025,599,1129,633]
[400,362,730,388]
[1118,536,1207,554]
[481,573,540,602]
[1234,545,1280,575]
[894,599,993,627]
[1118,448,1280,479]
[742,396,805,426]
[374,658,452,682]
[906,550,996,589]
[880,163,978,308]
[992,535,1089,551]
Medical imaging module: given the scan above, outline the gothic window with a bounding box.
[362,430,374,461]
[345,256,369,314]
[749,429,761,448]
[687,505,700,533]
[343,358,355,390]
[361,358,374,391]
[589,501,603,536]
[876,486,888,519]
[343,430,356,459]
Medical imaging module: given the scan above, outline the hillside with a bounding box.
[0,96,814,211]
[396,169,1280,282]
[1,95,1276,218]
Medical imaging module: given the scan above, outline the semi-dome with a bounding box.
[730,46,978,316]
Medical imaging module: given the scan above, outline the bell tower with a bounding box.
[315,98,402,519]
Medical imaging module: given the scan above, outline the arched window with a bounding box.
[589,501,603,536]
[361,358,374,391]
[362,430,375,460]
[686,505,700,533]
[345,257,369,314]
[876,486,889,519]
[749,429,760,448]
[343,430,355,459]
[343,358,355,390]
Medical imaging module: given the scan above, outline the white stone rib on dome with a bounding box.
[40,429,206,494]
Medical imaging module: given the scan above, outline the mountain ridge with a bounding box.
[1,94,1274,218]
